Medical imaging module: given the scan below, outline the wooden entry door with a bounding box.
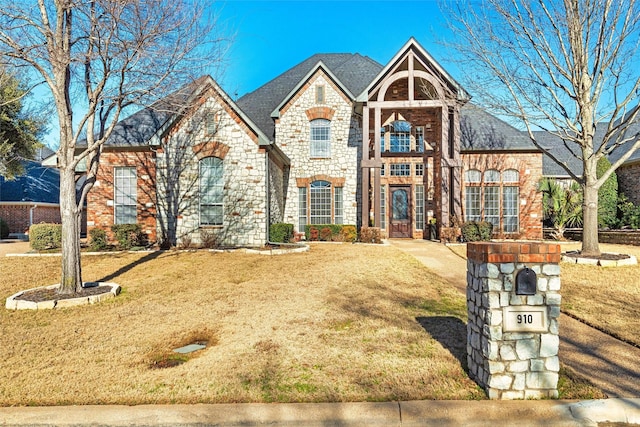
[389,186,412,238]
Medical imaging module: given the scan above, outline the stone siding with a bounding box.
[462,152,543,240]
[88,150,157,242]
[466,242,561,399]
[277,71,360,232]
[156,95,268,247]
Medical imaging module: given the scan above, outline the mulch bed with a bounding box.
[15,285,113,303]
[562,250,631,261]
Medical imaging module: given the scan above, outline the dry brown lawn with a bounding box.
[1,245,487,405]
[448,242,640,347]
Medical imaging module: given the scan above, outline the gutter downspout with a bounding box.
[29,204,38,229]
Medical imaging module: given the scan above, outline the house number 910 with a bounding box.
[517,314,534,324]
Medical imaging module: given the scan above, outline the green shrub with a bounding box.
[269,223,294,243]
[359,226,382,244]
[477,221,493,240]
[461,221,480,242]
[461,221,493,242]
[0,218,9,239]
[110,224,144,249]
[89,228,109,251]
[616,194,640,229]
[29,223,62,250]
[597,157,618,228]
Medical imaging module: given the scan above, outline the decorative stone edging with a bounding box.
[561,253,638,267]
[5,282,121,310]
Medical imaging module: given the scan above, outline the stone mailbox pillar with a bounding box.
[466,242,561,399]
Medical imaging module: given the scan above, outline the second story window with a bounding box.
[310,119,331,158]
[389,120,411,152]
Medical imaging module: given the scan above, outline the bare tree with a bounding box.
[445,0,640,255]
[0,0,225,293]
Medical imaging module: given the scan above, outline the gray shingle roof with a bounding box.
[102,77,208,147]
[236,54,383,139]
[534,131,584,178]
[460,104,537,151]
[607,118,640,166]
[0,160,60,203]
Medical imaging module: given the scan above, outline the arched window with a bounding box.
[503,169,519,183]
[200,157,224,225]
[465,169,481,183]
[310,119,331,158]
[484,169,500,183]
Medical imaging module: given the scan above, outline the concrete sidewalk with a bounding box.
[388,239,640,398]
[1,399,639,426]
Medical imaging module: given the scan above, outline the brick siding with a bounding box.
[0,203,61,234]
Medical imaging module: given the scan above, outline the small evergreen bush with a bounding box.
[89,228,109,251]
[0,218,9,239]
[269,223,294,243]
[111,224,144,249]
[461,221,481,242]
[29,223,62,250]
[617,195,640,229]
[477,221,494,240]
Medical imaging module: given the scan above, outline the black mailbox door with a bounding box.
[516,268,537,295]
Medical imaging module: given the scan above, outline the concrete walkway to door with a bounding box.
[388,238,640,398]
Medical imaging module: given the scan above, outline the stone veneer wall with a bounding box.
[157,96,268,248]
[466,242,561,399]
[276,71,360,232]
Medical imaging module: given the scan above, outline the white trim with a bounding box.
[0,201,59,208]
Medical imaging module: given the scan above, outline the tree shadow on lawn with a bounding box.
[97,250,165,282]
[416,316,468,372]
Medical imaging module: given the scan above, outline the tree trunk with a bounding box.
[58,168,83,295]
[581,182,600,256]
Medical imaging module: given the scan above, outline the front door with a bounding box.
[389,185,412,238]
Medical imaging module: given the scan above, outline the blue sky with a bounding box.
[214,0,456,99]
[41,0,457,148]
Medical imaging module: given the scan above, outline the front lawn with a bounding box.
[1,245,485,405]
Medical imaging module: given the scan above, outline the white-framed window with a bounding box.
[416,126,424,152]
[416,185,424,230]
[205,111,220,135]
[199,157,224,226]
[389,120,411,152]
[390,163,411,176]
[465,169,481,183]
[310,180,332,224]
[298,187,308,228]
[310,119,331,158]
[464,168,520,233]
[301,180,343,225]
[503,186,519,233]
[334,186,343,224]
[415,163,424,176]
[465,186,481,222]
[114,167,137,224]
[380,185,386,230]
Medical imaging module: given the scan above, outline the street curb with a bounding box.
[1,399,639,426]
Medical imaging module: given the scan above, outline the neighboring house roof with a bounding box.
[0,160,60,203]
[460,104,538,152]
[237,53,383,139]
[607,117,640,166]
